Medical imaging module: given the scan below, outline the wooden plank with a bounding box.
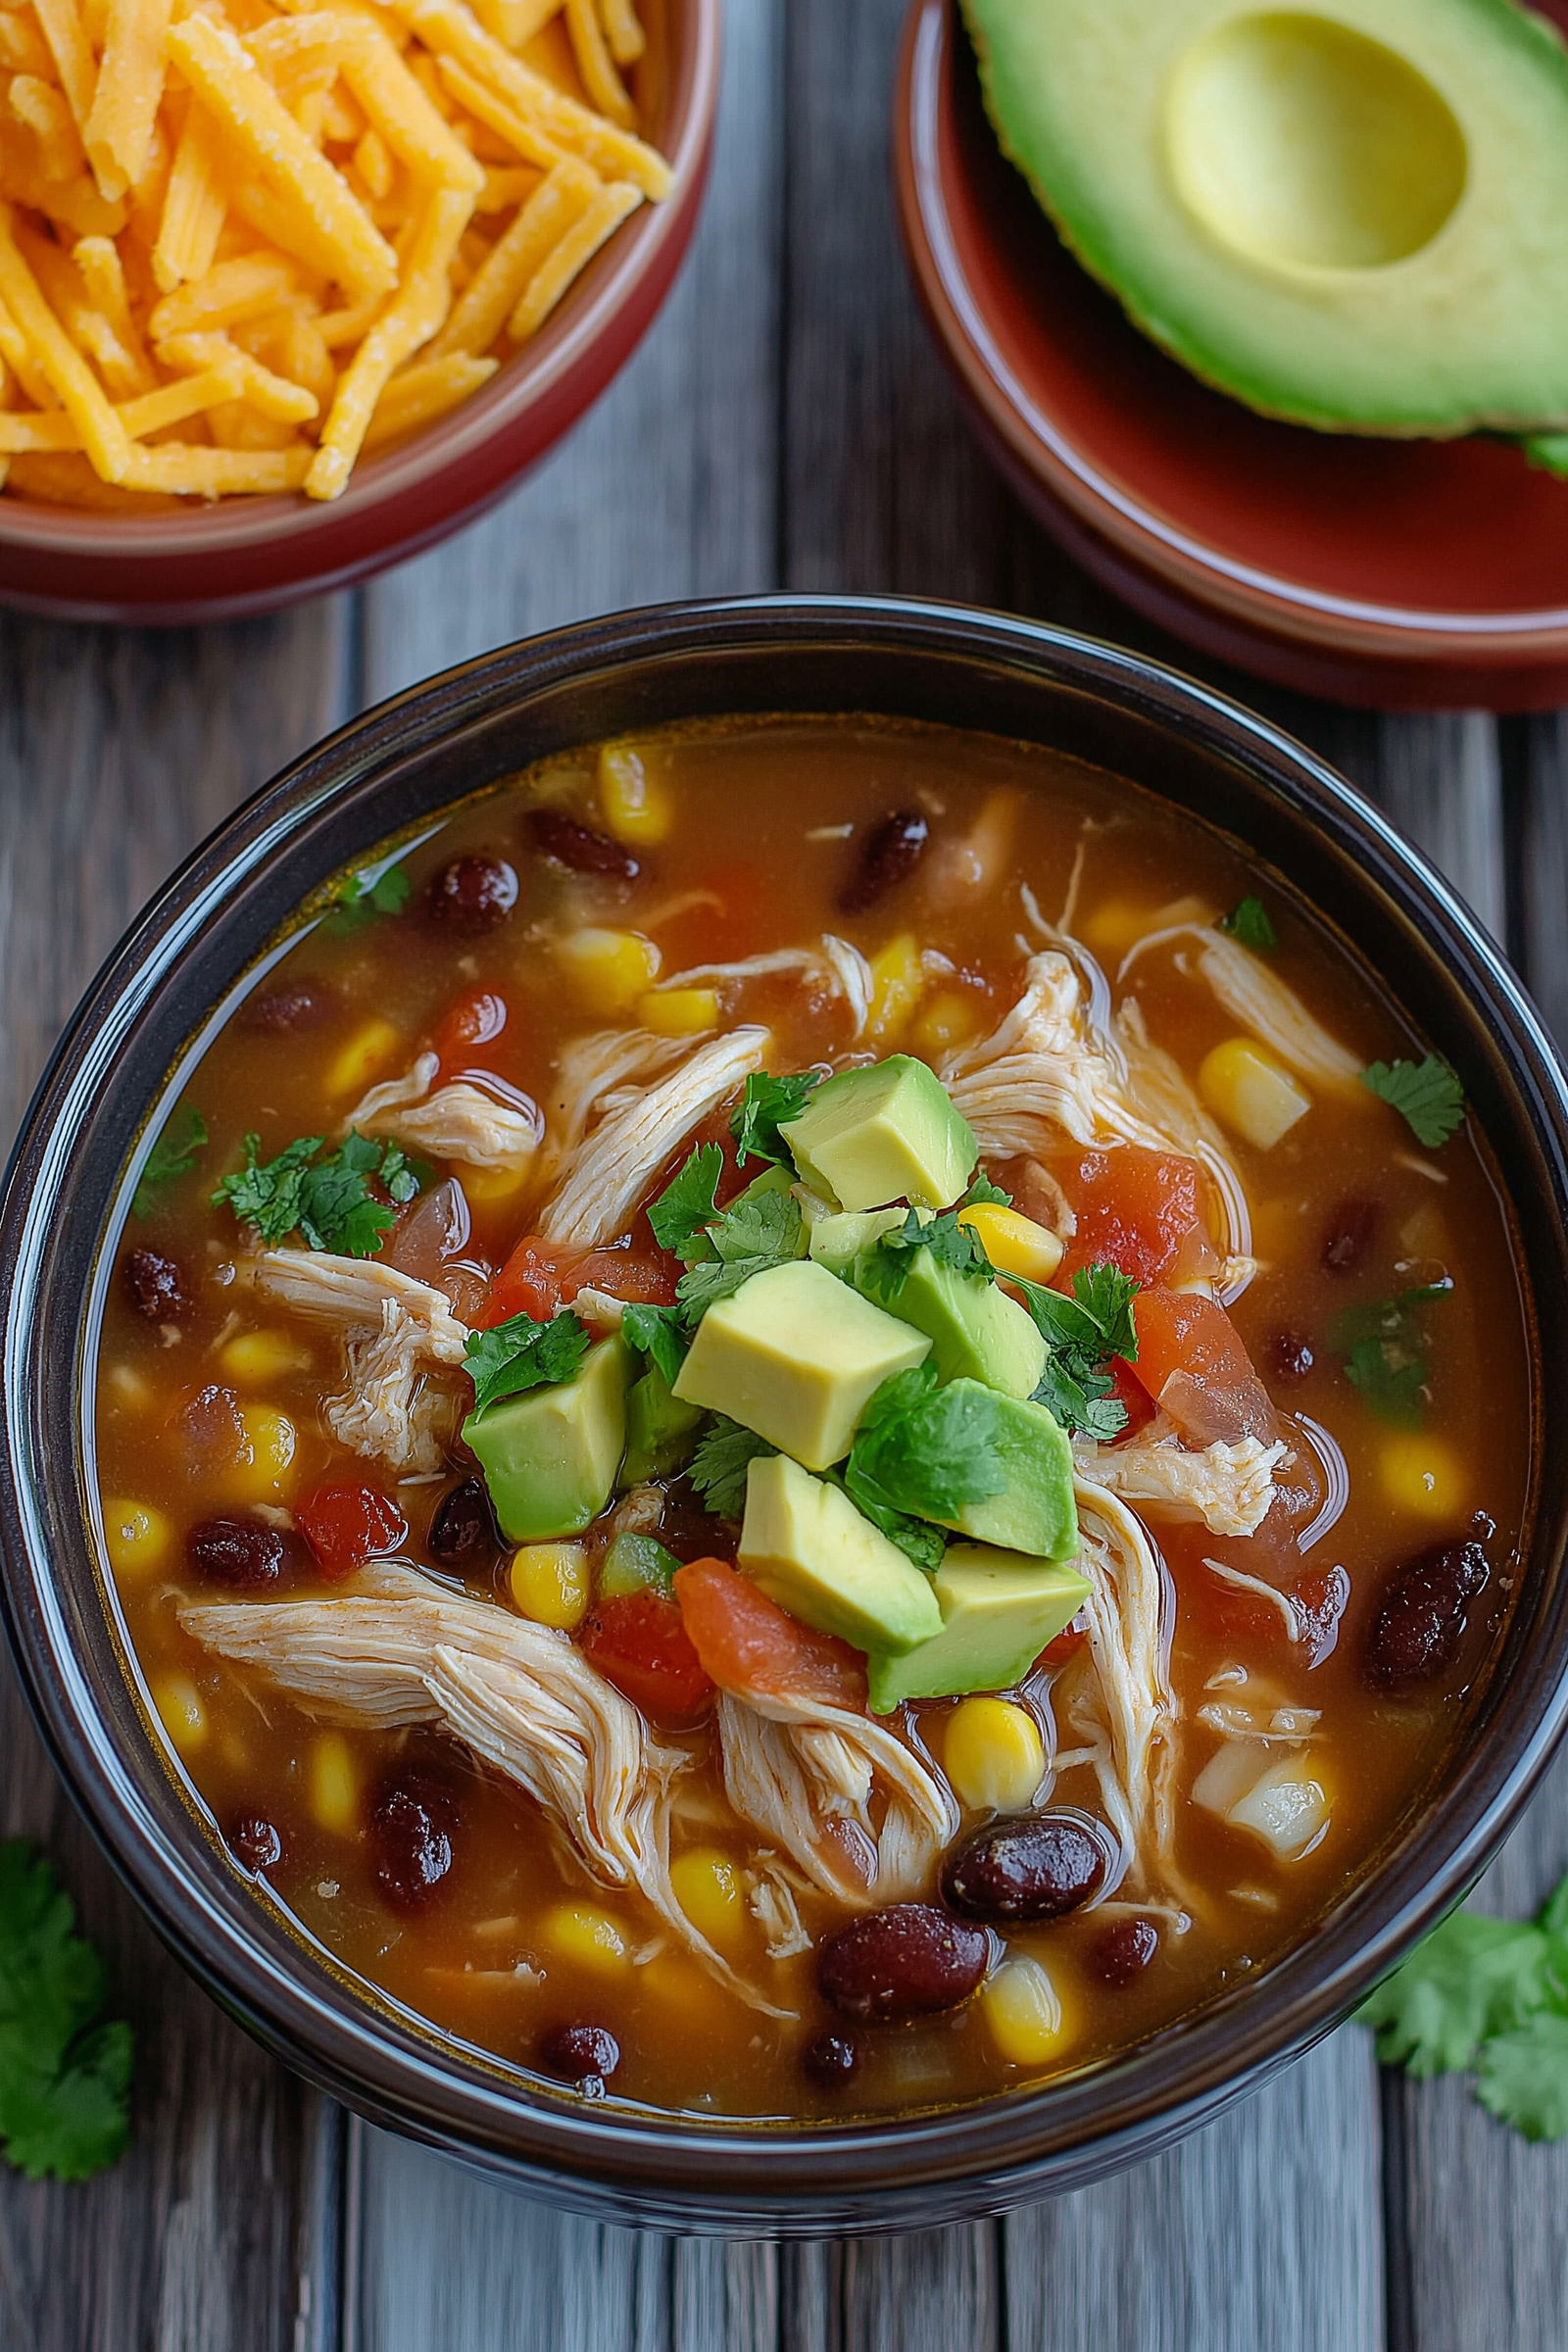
[0,604,351,2352]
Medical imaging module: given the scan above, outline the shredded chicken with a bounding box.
[179,1563,790,2015]
[344,1053,542,1173]
[716,1688,956,1905]
[1063,1478,1180,1894]
[249,1248,469,1474]
[1118,924,1361,1090]
[538,1025,769,1248]
[1073,1430,1287,1540]
[820,934,872,1036]
[748,1858,814,1958]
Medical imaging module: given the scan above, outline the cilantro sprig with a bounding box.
[327,861,411,935]
[0,1843,133,2182]
[465,1308,591,1419]
[688,1415,776,1518]
[1010,1263,1141,1443]
[960,1170,1013,1209]
[213,1130,423,1257]
[859,1207,995,1304]
[132,1103,208,1219]
[1218,896,1277,954]
[1360,1872,1568,2141]
[846,1362,1008,1529]
[1334,1280,1450,1427]
[729,1070,822,1170]
[647,1143,723,1261]
[620,1301,690,1389]
[1361,1055,1465,1150]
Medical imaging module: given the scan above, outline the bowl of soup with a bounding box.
[3,596,1567,2231]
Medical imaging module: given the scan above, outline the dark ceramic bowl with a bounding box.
[3,596,1568,2233]
[0,0,718,628]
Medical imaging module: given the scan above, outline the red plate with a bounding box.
[894,0,1568,709]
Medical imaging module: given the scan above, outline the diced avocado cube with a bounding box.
[463,1336,628,1544]
[780,1056,978,1212]
[808,1205,910,1277]
[672,1258,929,1472]
[936,1384,1079,1561]
[867,1544,1091,1712]
[739,1452,943,1655]
[600,1530,682,1597]
[855,1249,1047,1398]
[622,1360,703,1484]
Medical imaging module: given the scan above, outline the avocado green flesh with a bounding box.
[781,1055,978,1211]
[622,1362,703,1485]
[963,0,1568,433]
[928,1384,1079,1561]
[853,1246,1047,1398]
[868,1544,1092,1712]
[739,1453,944,1654]
[464,1336,629,1544]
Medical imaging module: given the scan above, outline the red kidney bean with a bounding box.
[427,854,518,931]
[941,1815,1106,1926]
[1268,1328,1315,1383]
[124,1248,190,1322]
[426,1477,500,1573]
[241,980,334,1033]
[368,1768,460,1912]
[187,1516,290,1591]
[802,2031,861,2087]
[174,1384,248,1473]
[817,1903,988,2023]
[1091,1916,1158,1987]
[1364,1539,1489,1690]
[539,2023,620,2093]
[839,810,929,914]
[529,809,639,879]
[231,1814,284,1872]
[1321,1198,1379,1274]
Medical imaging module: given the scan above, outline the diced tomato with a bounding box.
[297,1481,408,1579]
[579,1589,714,1722]
[478,1236,679,1328]
[1060,1148,1204,1286]
[673,1558,867,1710]
[1131,1287,1276,1445]
[1106,1356,1156,1443]
[430,987,508,1072]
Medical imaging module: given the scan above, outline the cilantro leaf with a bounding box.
[673,1188,804,1318]
[647,1145,724,1262]
[729,1070,823,1170]
[1011,1262,1140,1440]
[621,1302,690,1389]
[0,1842,132,2182]
[1361,1055,1465,1150]
[328,861,411,935]
[847,1365,1008,1526]
[688,1416,776,1517]
[465,1309,591,1419]
[961,1170,1013,1208]
[1334,1281,1450,1427]
[212,1132,319,1243]
[212,1131,423,1258]
[1475,2013,1568,2141]
[859,1208,996,1304]
[1357,1909,1554,2077]
[1218,896,1278,954]
[132,1104,208,1219]
[832,1464,947,1572]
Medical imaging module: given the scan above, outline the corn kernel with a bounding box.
[1380,1433,1468,1521]
[865,933,925,1045]
[944,1697,1046,1812]
[310,1731,360,1835]
[956,1202,1063,1285]
[542,1901,629,1976]
[510,1542,590,1629]
[913,989,984,1055]
[980,1955,1067,2065]
[669,1847,746,1948]
[462,1161,532,1205]
[154,1672,208,1754]
[1199,1038,1311,1150]
[226,1405,298,1498]
[636,1952,710,2006]
[1227,1757,1330,1859]
[325,1016,400,1098]
[102,1497,172,1579]
[220,1329,313,1387]
[1081,899,1155,956]
[637,987,720,1037]
[599,742,672,846]
[557,927,662,1014]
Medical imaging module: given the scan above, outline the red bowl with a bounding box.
[0,0,719,627]
[894,0,1568,710]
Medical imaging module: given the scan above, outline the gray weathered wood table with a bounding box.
[4,2,1568,2343]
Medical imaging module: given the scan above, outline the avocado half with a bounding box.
[960,0,1568,435]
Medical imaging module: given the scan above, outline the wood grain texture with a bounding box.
[0,605,350,2352]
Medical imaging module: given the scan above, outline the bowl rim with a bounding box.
[5,590,1568,2232]
[0,0,720,568]
[895,0,1568,660]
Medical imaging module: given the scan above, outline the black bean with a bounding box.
[802,2031,861,2087]
[241,980,334,1033]
[1091,1916,1158,1987]
[817,1903,988,2023]
[427,1477,500,1573]
[839,810,929,914]
[368,1767,460,1912]
[529,809,639,879]
[539,2022,620,2088]
[1321,1198,1379,1275]
[941,1815,1105,1926]
[125,1248,189,1322]
[231,1814,283,1872]
[1268,1328,1314,1383]
[187,1516,289,1591]
[1365,1538,1490,1690]
[426,854,518,931]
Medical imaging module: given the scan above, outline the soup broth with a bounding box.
[93,718,1531,2119]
